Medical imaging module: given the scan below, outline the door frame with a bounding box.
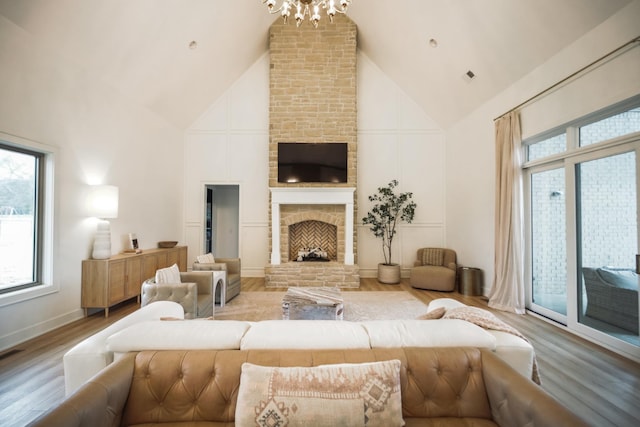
[524,160,568,324]
[203,184,240,258]
[564,139,640,359]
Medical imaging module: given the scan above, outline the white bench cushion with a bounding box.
[106,320,252,354]
[240,320,371,350]
[488,330,535,379]
[361,319,497,350]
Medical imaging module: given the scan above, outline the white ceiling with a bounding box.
[0,0,633,130]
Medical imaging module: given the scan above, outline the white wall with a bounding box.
[357,53,446,277]
[184,51,447,278]
[445,1,640,296]
[184,53,271,277]
[0,16,184,351]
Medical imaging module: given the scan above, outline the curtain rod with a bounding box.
[494,36,640,121]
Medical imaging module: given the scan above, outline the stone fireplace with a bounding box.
[269,188,355,265]
[265,188,359,287]
[265,15,359,288]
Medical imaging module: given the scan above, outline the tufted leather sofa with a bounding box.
[193,257,241,304]
[32,347,588,427]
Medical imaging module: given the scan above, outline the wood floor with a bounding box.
[1,277,639,426]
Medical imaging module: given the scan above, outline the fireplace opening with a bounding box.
[289,220,337,262]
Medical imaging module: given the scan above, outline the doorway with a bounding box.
[204,185,239,258]
[573,146,639,347]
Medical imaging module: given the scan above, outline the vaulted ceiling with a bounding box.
[0,0,633,130]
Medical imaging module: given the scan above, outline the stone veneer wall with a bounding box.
[265,262,360,288]
[266,14,359,287]
[268,14,357,188]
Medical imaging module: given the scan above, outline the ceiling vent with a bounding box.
[462,70,476,82]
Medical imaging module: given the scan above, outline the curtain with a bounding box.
[489,111,525,314]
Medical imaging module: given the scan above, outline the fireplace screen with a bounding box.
[289,220,337,262]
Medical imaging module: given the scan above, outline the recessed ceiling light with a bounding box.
[428,38,438,48]
[188,41,198,49]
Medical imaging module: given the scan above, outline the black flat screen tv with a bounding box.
[278,143,348,183]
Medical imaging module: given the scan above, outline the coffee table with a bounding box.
[282,287,344,320]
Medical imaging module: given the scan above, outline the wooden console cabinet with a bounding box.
[81,246,187,317]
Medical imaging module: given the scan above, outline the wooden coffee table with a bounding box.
[282,287,344,320]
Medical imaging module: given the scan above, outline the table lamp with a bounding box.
[88,185,119,259]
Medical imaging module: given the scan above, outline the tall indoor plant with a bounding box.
[362,180,416,283]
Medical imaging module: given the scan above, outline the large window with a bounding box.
[524,99,640,357]
[0,143,44,294]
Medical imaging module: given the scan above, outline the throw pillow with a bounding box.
[235,360,404,427]
[416,306,446,320]
[422,248,444,266]
[155,263,181,283]
[196,252,215,264]
[597,267,637,290]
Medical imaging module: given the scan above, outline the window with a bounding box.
[527,133,566,162]
[0,143,44,294]
[524,99,640,354]
[580,107,640,146]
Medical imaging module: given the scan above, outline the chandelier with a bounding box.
[263,0,353,28]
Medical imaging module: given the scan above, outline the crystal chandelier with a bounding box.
[263,0,353,28]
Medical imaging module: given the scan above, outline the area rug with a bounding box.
[213,291,429,321]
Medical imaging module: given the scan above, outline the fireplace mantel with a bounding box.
[270,187,355,265]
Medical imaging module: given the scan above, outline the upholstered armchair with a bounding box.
[410,248,457,291]
[193,257,241,304]
[141,272,215,318]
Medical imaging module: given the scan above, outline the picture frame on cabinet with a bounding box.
[126,233,142,253]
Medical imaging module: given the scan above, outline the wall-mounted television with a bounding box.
[278,143,348,183]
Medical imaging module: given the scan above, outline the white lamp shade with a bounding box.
[88,185,119,219]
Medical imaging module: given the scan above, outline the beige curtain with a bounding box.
[489,111,525,314]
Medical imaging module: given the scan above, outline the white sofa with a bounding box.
[63,301,184,396]
[63,298,535,396]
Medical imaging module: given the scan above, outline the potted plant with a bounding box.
[362,180,416,284]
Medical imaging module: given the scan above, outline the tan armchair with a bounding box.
[410,248,457,291]
[141,272,215,318]
[193,257,241,303]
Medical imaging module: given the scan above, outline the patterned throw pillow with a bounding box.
[422,248,444,266]
[196,252,215,264]
[155,263,181,283]
[235,360,404,427]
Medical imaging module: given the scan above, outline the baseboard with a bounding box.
[0,308,84,353]
[242,268,267,277]
[358,268,412,278]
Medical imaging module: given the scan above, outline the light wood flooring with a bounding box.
[1,277,639,426]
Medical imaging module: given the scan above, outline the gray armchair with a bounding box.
[141,271,215,318]
[582,267,638,333]
[410,248,457,291]
[193,257,241,303]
